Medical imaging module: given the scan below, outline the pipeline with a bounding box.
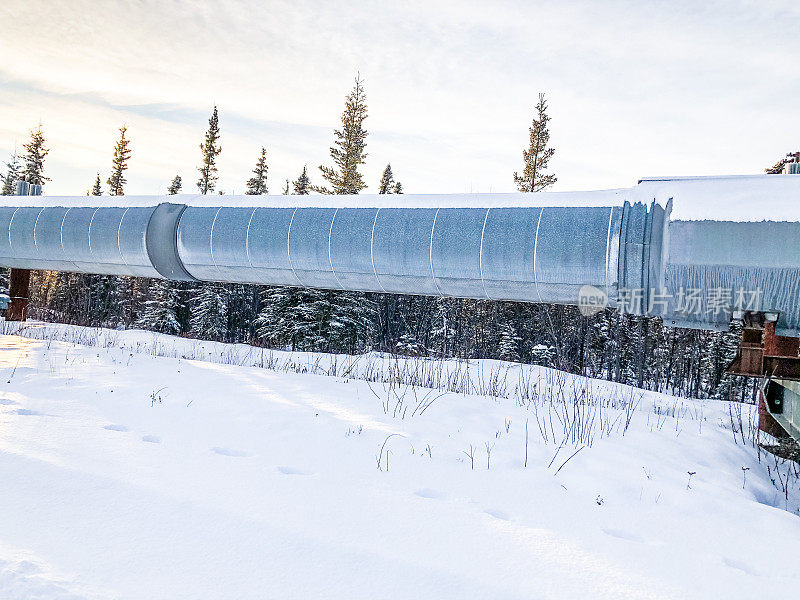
[1,174,799,335]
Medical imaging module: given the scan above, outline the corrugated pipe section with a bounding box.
[0,199,668,314]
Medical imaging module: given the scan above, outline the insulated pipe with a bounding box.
[1,174,798,334]
[663,220,800,336]
[0,194,668,314]
[0,205,161,277]
[175,202,665,307]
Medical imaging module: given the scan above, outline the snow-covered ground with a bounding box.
[0,322,798,599]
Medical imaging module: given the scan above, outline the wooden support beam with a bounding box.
[6,268,30,321]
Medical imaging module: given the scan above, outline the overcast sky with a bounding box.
[1,0,798,196]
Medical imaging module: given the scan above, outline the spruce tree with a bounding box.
[292,165,311,194]
[328,290,375,353]
[315,76,368,194]
[430,297,457,356]
[498,322,522,362]
[100,126,133,330]
[1,149,21,195]
[256,286,307,350]
[393,181,403,194]
[306,76,374,349]
[167,174,182,195]
[137,279,180,335]
[189,108,230,341]
[22,124,50,186]
[192,106,224,342]
[106,126,131,196]
[197,106,222,194]
[113,275,147,328]
[192,111,224,338]
[88,173,102,196]
[530,343,555,366]
[282,179,290,195]
[190,284,228,340]
[765,158,786,174]
[256,287,373,353]
[245,147,269,194]
[378,163,395,194]
[513,93,556,192]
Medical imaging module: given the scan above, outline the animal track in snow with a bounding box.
[103,424,130,432]
[277,466,310,476]
[722,556,759,575]
[483,508,511,521]
[414,488,446,500]
[212,447,251,458]
[141,435,161,444]
[16,408,42,416]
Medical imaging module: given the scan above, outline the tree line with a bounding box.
[0,78,757,400]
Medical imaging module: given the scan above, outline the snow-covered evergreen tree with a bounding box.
[378,164,395,194]
[22,124,49,186]
[256,286,304,349]
[698,324,740,398]
[86,274,115,325]
[97,127,134,326]
[197,106,222,194]
[586,308,614,379]
[396,333,426,356]
[190,107,226,332]
[137,279,180,334]
[256,286,328,350]
[190,284,228,340]
[292,165,311,194]
[106,126,131,195]
[429,297,457,356]
[393,181,403,194]
[1,149,22,195]
[167,174,182,195]
[513,93,556,192]
[45,271,85,322]
[530,343,555,366]
[107,275,143,328]
[315,76,368,194]
[222,283,258,342]
[498,322,521,362]
[282,179,290,195]
[245,147,268,195]
[256,286,374,353]
[328,291,376,353]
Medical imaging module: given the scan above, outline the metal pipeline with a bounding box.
[0,174,798,335]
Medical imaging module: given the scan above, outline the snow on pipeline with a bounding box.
[0,322,798,599]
